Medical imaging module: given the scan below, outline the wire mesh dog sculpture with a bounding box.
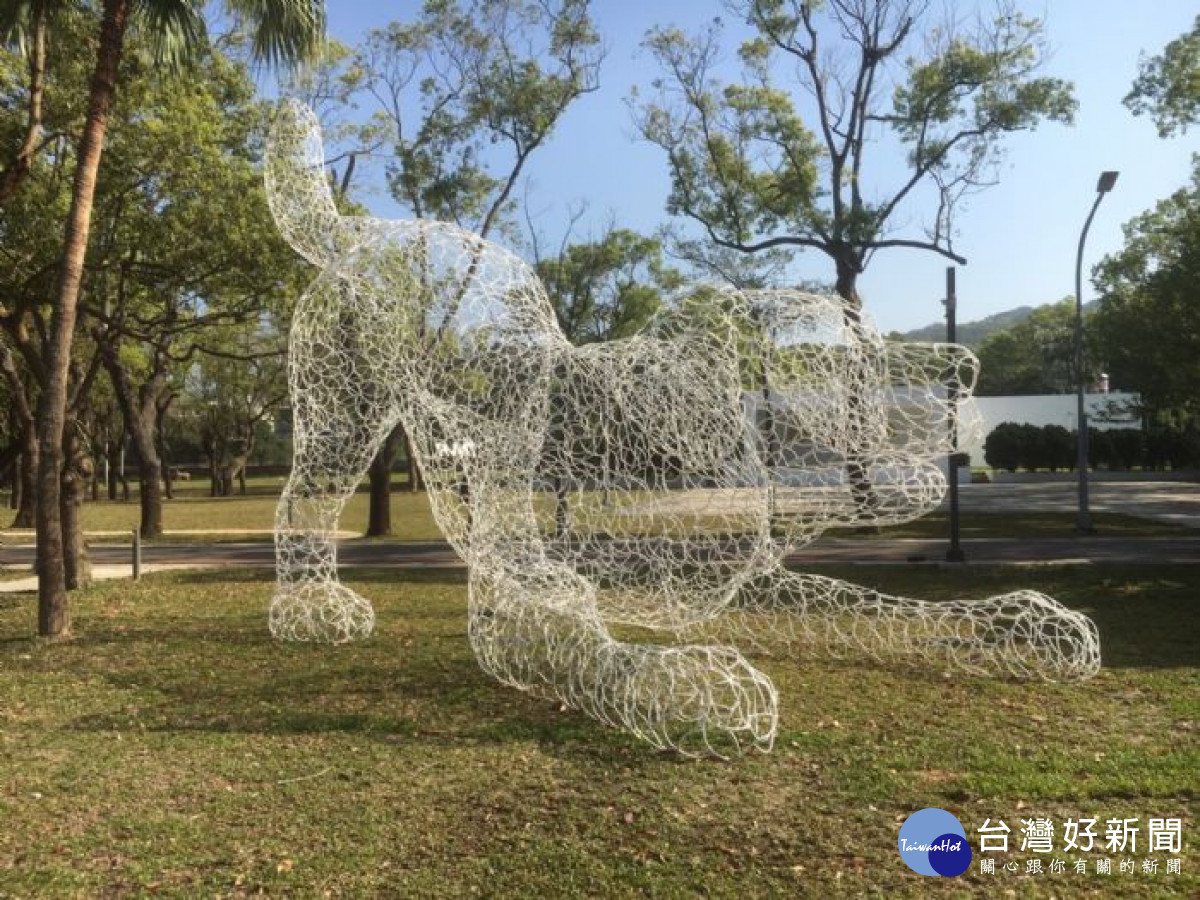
[266,101,1100,757]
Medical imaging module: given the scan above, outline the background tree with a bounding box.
[185,331,288,498]
[633,0,1075,309]
[0,339,35,525]
[1093,159,1200,419]
[1125,13,1199,138]
[530,222,683,535]
[0,0,47,203]
[533,224,683,344]
[662,226,796,290]
[1093,16,1199,421]
[332,0,603,536]
[973,297,1088,395]
[0,0,324,636]
[0,10,108,570]
[0,8,95,531]
[85,43,301,537]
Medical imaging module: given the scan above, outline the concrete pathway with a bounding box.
[946,481,1200,528]
[3,480,1196,592]
[3,534,1198,593]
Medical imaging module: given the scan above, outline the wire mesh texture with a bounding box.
[266,101,1101,758]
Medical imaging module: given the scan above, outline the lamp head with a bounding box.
[1097,171,1119,193]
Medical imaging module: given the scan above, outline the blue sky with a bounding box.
[308,1,1197,334]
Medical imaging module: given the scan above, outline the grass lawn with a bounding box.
[0,565,1195,896]
[1,481,442,541]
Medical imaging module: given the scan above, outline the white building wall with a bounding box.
[961,392,1140,467]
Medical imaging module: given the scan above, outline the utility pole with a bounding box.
[1074,170,1119,534]
[944,267,965,563]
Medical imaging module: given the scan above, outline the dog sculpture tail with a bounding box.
[265,99,368,268]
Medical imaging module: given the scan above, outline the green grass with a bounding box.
[2,479,442,541]
[0,565,1195,897]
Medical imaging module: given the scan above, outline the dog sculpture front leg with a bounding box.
[467,562,779,758]
[270,274,399,644]
[708,566,1101,682]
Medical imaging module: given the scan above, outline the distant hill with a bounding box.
[893,300,1099,347]
[893,306,1036,347]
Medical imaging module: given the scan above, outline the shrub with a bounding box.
[1016,423,1045,471]
[1107,429,1146,470]
[983,422,1023,472]
[1087,428,1111,470]
[985,422,1163,472]
[1041,424,1075,471]
[1148,426,1200,470]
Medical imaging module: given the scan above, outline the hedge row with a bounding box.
[982,423,1200,473]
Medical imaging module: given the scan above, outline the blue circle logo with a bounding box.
[898,808,972,876]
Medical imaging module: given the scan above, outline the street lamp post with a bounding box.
[1074,170,1119,535]
[944,266,965,563]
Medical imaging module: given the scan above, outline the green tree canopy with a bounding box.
[534,227,683,345]
[974,298,1090,396]
[632,0,1076,307]
[1093,158,1200,417]
[345,0,603,242]
[1125,14,1199,138]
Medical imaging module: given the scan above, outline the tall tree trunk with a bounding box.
[159,451,173,500]
[0,349,35,525]
[131,421,163,538]
[36,0,130,638]
[553,478,570,539]
[833,254,863,311]
[118,443,129,500]
[0,441,18,510]
[203,431,221,496]
[0,9,47,205]
[156,394,174,499]
[14,427,36,528]
[403,428,422,492]
[101,346,168,537]
[366,425,403,536]
[103,394,163,536]
[8,453,18,511]
[102,350,165,536]
[61,425,92,591]
[223,428,255,497]
[106,437,119,500]
[833,253,879,530]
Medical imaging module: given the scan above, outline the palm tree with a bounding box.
[0,0,325,637]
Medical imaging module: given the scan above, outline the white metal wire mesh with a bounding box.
[267,101,1101,757]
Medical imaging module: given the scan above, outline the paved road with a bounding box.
[3,481,1197,589]
[3,535,1198,578]
[945,481,1200,528]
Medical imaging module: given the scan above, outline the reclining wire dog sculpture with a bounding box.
[266,101,1100,758]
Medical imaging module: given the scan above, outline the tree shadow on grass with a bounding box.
[45,562,1200,772]
[63,605,642,764]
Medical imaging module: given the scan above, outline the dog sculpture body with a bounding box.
[266,102,1100,757]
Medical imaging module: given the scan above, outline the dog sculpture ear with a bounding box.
[265,99,360,267]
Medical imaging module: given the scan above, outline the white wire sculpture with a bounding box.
[267,101,1101,757]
